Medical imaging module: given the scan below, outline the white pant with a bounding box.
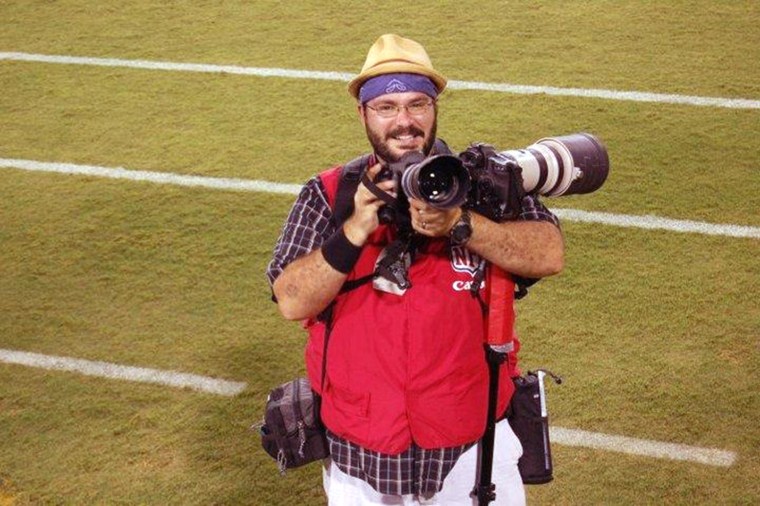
[322,419,526,505]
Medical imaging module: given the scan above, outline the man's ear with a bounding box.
[356,103,367,127]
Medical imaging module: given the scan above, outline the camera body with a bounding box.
[459,144,525,222]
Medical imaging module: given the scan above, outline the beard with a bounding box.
[365,117,438,163]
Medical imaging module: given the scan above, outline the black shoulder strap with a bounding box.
[315,155,371,327]
[432,137,453,156]
[331,154,370,229]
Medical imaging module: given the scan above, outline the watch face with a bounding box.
[452,221,472,244]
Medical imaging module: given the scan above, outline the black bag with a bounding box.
[507,369,562,484]
[257,377,329,474]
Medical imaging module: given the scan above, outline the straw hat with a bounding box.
[348,34,447,99]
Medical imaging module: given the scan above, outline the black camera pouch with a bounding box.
[258,377,329,474]
[507,371,560,484]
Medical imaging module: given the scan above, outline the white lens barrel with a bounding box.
[498,143,569,196]
[535,137,577,196]
[496,133,608,198]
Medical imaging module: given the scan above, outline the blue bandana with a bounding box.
[359,73,438,104]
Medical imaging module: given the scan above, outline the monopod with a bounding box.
[471,266,515,506]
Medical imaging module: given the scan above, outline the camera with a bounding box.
[384,132,609,223]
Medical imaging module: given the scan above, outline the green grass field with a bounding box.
[1,1,758,504]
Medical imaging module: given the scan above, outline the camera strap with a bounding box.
[361,170,397,205]
[331,154,371,228]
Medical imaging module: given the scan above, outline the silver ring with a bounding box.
[421,221,428,230]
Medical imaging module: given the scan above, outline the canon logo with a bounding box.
[452,280,485,292]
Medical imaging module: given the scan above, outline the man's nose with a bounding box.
[394,107,414,126]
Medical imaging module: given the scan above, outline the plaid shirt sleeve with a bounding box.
[518,194,560,226]
[266,176,335,286]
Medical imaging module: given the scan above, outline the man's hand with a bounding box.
[344,163,397,246]
[408,198,460,237]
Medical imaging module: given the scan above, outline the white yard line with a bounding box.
[551,426,736,467]
[0,157,303,195]
[0,348,247,397]
[0,346,737,466]
[2,158,758,239]
[553,208,760,239]
[447,79,760,109]
[2,51,759,110]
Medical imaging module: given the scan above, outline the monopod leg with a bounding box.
[472,345,506,506]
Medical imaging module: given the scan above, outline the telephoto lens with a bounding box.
[458,132,609,222]
[382,133,609,223]
[500,133,609,197]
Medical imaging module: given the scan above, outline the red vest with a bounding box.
[305,165,520,454]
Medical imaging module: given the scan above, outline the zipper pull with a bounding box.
[277,448,287,476]
[297,420,307,458]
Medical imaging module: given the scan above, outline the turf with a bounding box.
[1,1,758,504]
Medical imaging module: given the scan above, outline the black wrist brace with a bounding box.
[322,228,362,274]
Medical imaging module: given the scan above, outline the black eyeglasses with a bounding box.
[364,99,435,118]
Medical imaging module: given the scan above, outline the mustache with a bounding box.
[387,127,425,138]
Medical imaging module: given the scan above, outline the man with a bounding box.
[267,34,563,505]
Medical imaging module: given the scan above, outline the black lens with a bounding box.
[401,155,470,209]
[418,166,457,202]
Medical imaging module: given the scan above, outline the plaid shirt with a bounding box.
[266,169,559,496]
[326,429,473,496]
